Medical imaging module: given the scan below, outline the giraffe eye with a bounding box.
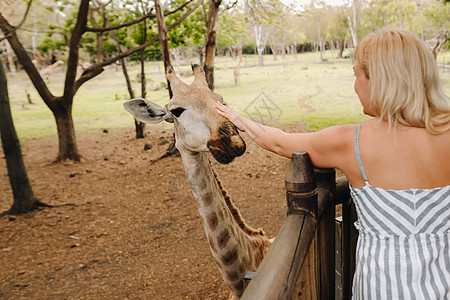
[170,107,185,118]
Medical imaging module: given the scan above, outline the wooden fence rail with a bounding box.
[241,151,354,300]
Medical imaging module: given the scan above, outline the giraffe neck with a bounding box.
[179,150,271,298]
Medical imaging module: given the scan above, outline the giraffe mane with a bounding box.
[210,165,265,237]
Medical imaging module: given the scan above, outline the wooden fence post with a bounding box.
[341,189,358,300]
[241,152,337,300]
[315,168,336,300]
[285,151,318,217]
[286,152,319,300]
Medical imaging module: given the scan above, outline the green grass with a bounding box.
[5,50,450,140]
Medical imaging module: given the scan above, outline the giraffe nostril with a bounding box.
[206,134,246,164]
[229,136,246,157]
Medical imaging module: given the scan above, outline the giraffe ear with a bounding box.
[123,98,173,124]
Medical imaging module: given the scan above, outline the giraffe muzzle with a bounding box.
[207,124,246,164]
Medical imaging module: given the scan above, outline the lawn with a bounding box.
[5,50,450,140]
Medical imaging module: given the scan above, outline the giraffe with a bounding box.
[123,64,272,299]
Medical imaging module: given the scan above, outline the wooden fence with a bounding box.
[241,151,358,300]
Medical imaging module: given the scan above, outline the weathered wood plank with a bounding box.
[241,213,318,300]
[342,195,358,300]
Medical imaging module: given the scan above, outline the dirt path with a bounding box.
[297,85,323,113]
[0,124,303,299]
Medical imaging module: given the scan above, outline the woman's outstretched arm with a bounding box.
[216,101,353,169]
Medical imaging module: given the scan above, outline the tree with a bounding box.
[0,60,46,214]
[203,0,239,89]
[165,0,236,90]
[166,0,206,68]
[0,0,101,162]
[216,8,251,61]
[88,0,112,63]
[104,2,146,139]
[361,0,418,34]
[301,1,331,62]
[347,0,360,47]
[0,0,202,162]
[421,0,449,58]
[132,0,155,138]
[203,0,222,90]
[155,0,173,97]
[327,6,350,58]
[244,0,283,67]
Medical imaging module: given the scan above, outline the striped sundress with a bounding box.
[349,124,450,299]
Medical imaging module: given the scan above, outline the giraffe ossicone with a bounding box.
[123,64,272,299]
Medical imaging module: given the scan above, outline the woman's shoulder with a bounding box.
[312,124,355,151]
[317,123,356,137]
[308,124,357,169]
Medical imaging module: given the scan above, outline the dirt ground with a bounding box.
[0,124,309,299]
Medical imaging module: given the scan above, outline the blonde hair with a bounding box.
[354,28,450,134]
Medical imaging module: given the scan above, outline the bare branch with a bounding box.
[219,0,238,15]
[63,0,90,102]
[15,0,33,29]
[82,0,204,73]
[85,10,155,32]
[166,0,205,34]
[0,12,56,105]
[14,27,69,45]
[73,67,104,94]
[0,0,33,42]
[84,0,195,33]
[166,0,196,16]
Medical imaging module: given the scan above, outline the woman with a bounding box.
[216,28,450,299]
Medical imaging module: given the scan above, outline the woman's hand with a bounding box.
[215,101,246,132]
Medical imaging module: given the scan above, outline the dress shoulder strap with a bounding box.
[354,124,369,183]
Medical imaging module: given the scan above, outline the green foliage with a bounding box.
[24,0,450,69]
[166,0,206,48]
[326,6,350,42]
[361,0,418,34]
[80,33,96,56]
[37,36,66,53]
[103,39,118,55]
[217,10,251,48]
[421,0,450,38]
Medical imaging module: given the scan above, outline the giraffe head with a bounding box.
[123,64,246,164]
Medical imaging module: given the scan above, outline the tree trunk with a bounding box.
[120,58,144,139]
[204,0,221,90]
[155,0,178,157]
[120,60,134,99]
[238,38,243,62]
[0,61,41,214]
[347,11,357,48]
[140,50,146,99]
[254,24,267,67]
[104,13,144,139]
[136,49,147,139]
[88,1,108,63]
[96,32,103,62]
[270,43,278,61]
[198,47,204,67]
[5,41,16,74]
[173,47,182,74]
[337,40,344,58]
[155,0,173,98]
[53,102,81,161]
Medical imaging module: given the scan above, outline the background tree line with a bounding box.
[2,0,448,73]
